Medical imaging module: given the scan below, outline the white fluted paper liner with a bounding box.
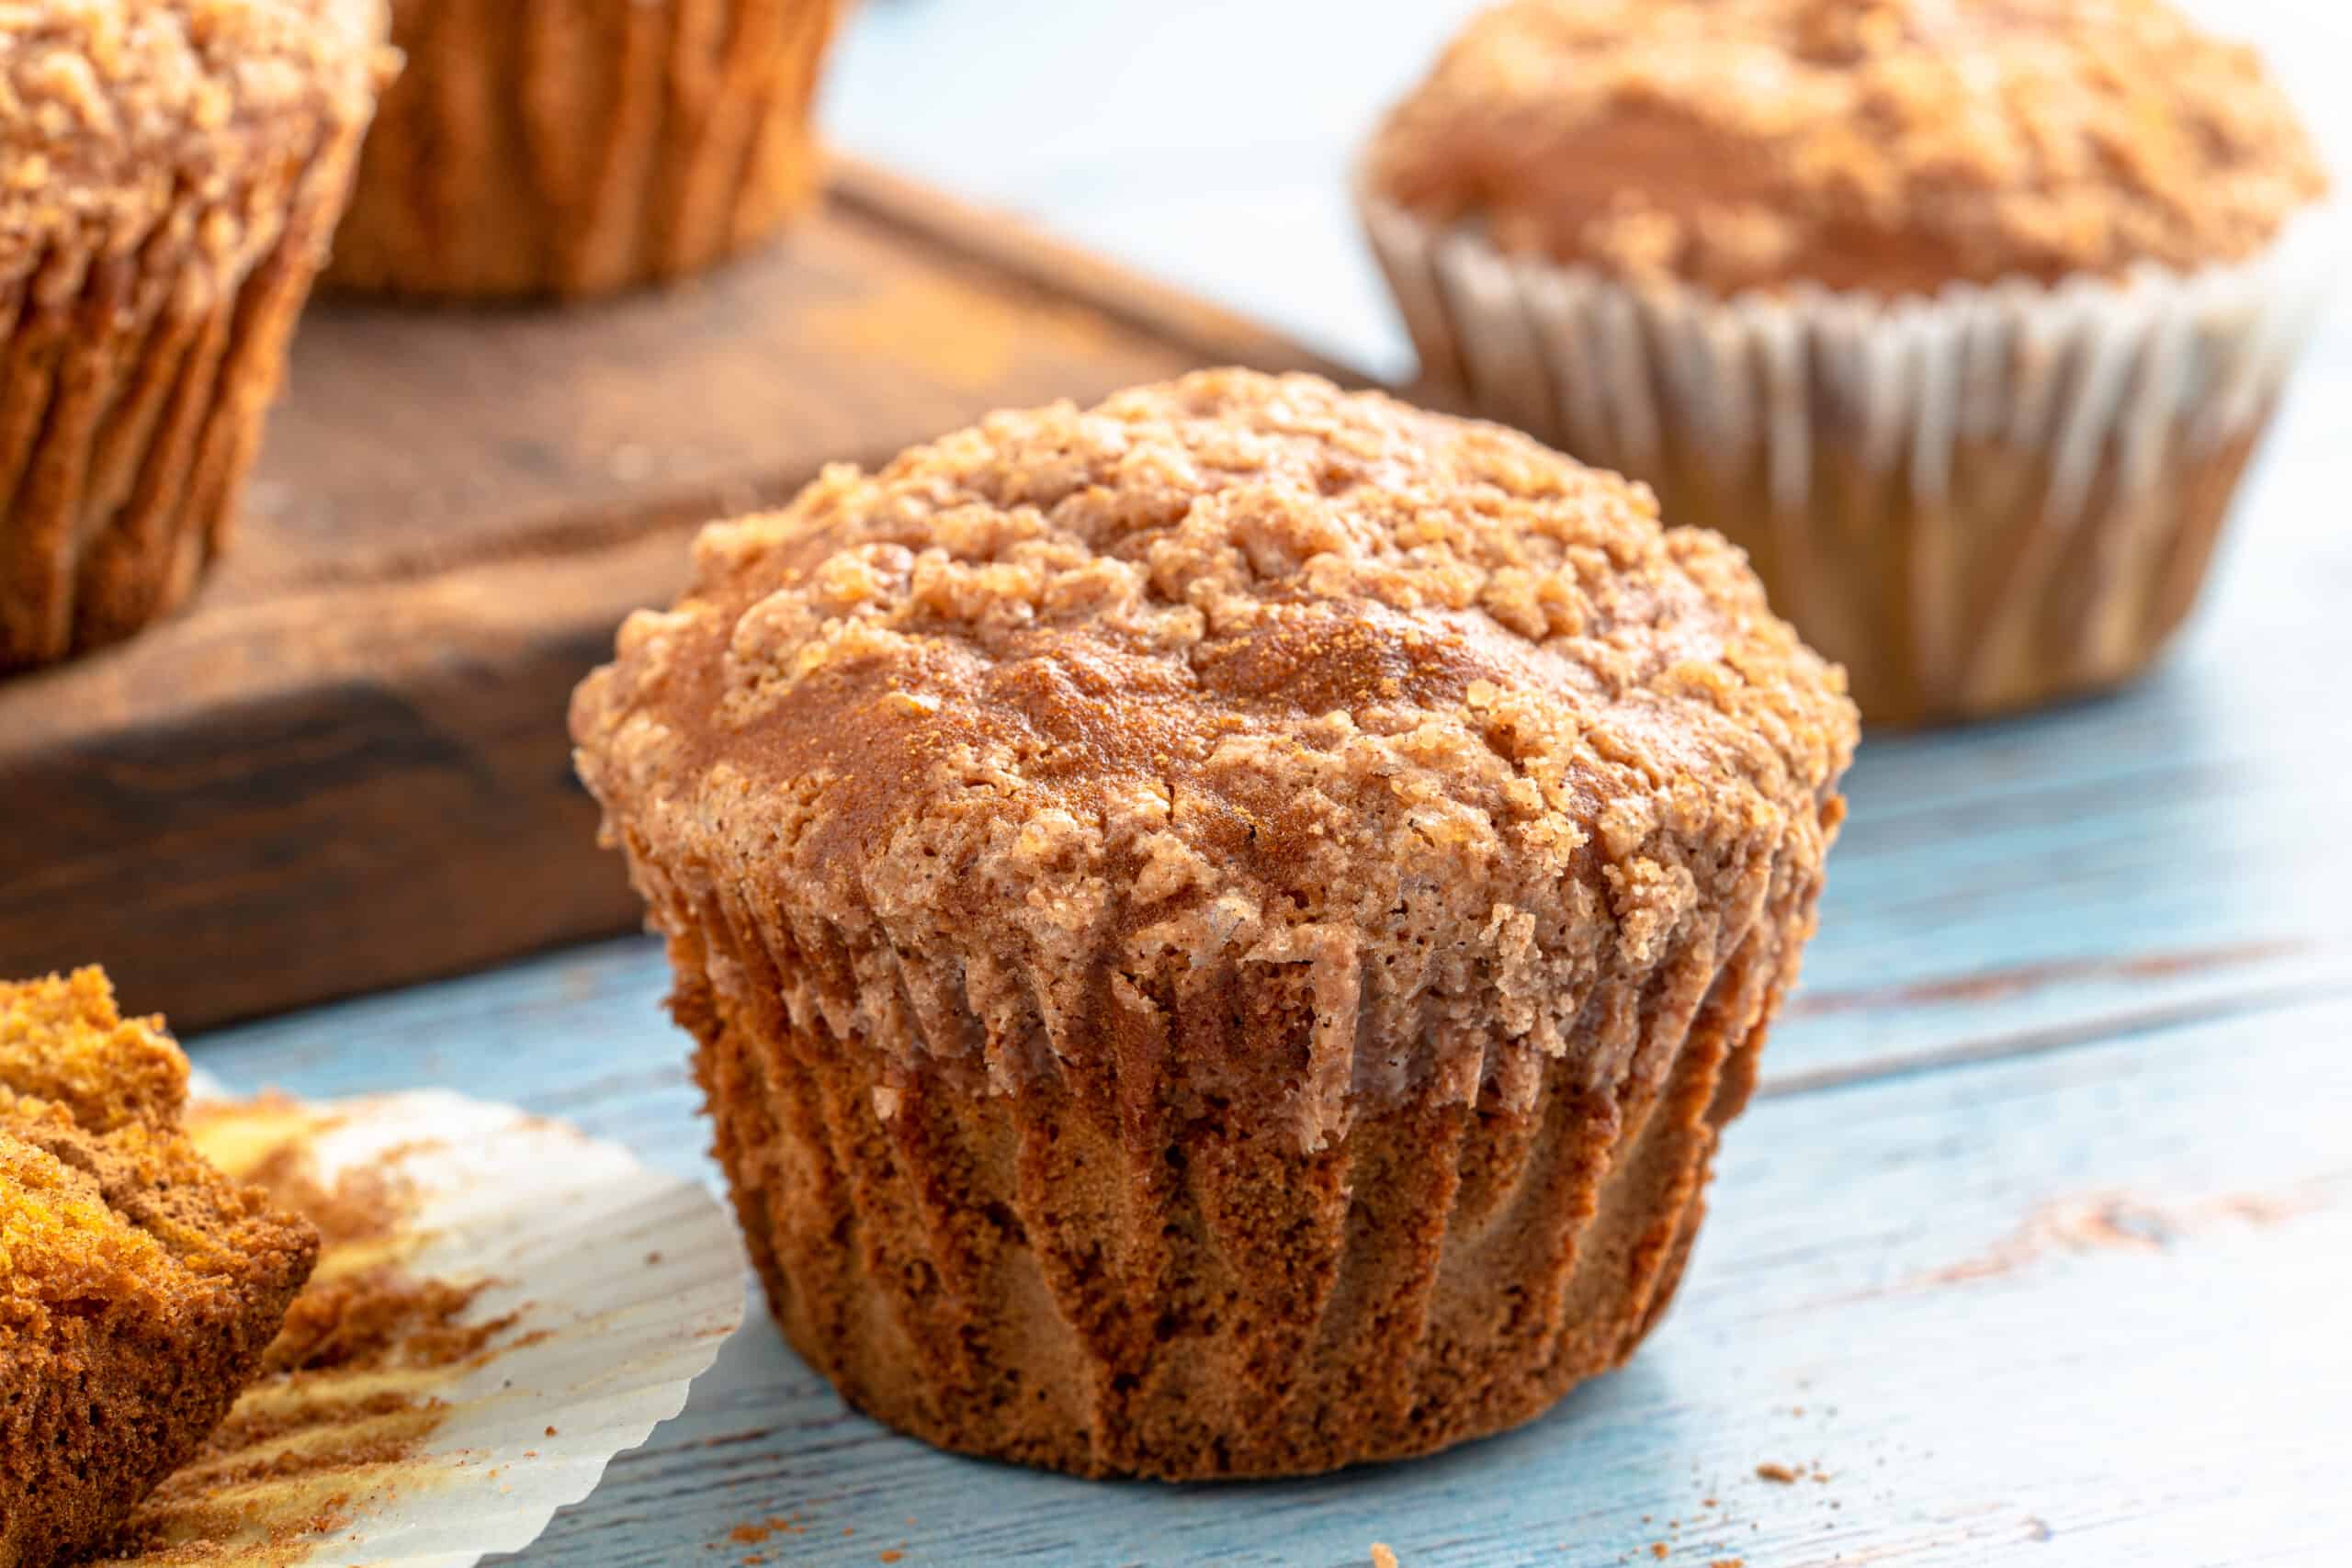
[1360,186,2341,723]
[171,1082,745,1568]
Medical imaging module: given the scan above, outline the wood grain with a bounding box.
[0,158,1347,1031]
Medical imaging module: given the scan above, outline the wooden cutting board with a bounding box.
[0,158,1347,1031]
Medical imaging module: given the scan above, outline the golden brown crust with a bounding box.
[325,0,844,299]
[575,369,1854,1140]
[1364,0,2330,297]
[0,0,391,285]
[1,968,318,1567]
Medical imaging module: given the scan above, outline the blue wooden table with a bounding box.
[186,3,2352,1562]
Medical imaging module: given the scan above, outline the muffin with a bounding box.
[1361,0,2335,725]
[326,0,847,300]
[571,369,1857,1478]
[0,1,391,672]
[1,968,320,1567]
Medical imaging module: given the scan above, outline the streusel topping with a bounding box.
[0,0,390,276]
[574,371,1855,1131]
[1364,0,2329,297]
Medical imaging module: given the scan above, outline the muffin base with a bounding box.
[1361,193,2335,727]
[1617,411,2273,725]
[677,910,1792,1480]
[0,135,367,672]
[326,0,844,300]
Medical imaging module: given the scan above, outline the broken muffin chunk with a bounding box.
[1,969,318,1568]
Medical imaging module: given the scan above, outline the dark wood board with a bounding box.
[0,159,1345,1031]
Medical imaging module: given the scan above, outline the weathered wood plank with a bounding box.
[0,161,1348,1032]
[185,968,2352,1566]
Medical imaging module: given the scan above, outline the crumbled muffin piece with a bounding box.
[1364,0,2328,296]
[1,968,318,1568]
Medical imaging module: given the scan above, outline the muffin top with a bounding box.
[0,0,390,278]
[575,372,1855,1135]
[1363,0,2329,298]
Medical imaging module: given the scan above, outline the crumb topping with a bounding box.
[1364,0,2329,296]
[0,0,391,277]
[574,372,1855,1126]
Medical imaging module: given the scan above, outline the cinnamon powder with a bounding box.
[94,1100,529,1564]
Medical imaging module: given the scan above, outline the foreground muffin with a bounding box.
[1362,0,2334,725]
[572,369,1857,1477]
[1,968,319,1567]
[327,0,846,299]
[0,1,391,671]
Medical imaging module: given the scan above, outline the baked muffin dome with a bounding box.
[573,369,1857,1477]
[0,0,390,670]
[1364,0,2328,298]
[1359,0,2332,728]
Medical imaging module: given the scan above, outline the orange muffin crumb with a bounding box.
[0,969,318,1568]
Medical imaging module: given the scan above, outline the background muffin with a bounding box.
[327,0,846,300]
[571,369,1857,1478]
[0,0,390,672]
[1361,0,2334,726]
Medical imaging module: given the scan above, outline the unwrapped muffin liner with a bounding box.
[1359,188,2341,723]
[128,1082,745,1568]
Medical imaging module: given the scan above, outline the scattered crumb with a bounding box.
[1812,1471,1833,1484]
[1373,1547,1400,1568]
[844,1527,856,1537]
[1651,1547,1668,1562]
[547,1425,559,1437]
[744,1557,766,1566]
[730,1524,773,1546]
[647,1251,664,1265]
[878,1553,904,1565]
[1711,1560,1746,1567]
[1757,1463,1801,1484]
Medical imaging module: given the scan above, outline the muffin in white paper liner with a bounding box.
[115,1085,745,1568]
[1360,187,2341,726]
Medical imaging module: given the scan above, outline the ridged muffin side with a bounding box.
[326,0,845,299]
[0,2,391,671]
[572,369,1857,1477]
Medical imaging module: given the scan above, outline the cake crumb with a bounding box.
[1373,1546,1401,1568]
[1757,1462,1801,1483]
[1650,1546,1668,1561]
[878,1554,904,1565]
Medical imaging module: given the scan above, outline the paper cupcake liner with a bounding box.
[0,124,369,672]
[327,0,847,300]
[114,1084,745,1568]
[635,799,1829,1479]
[1361,191,2341,725]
